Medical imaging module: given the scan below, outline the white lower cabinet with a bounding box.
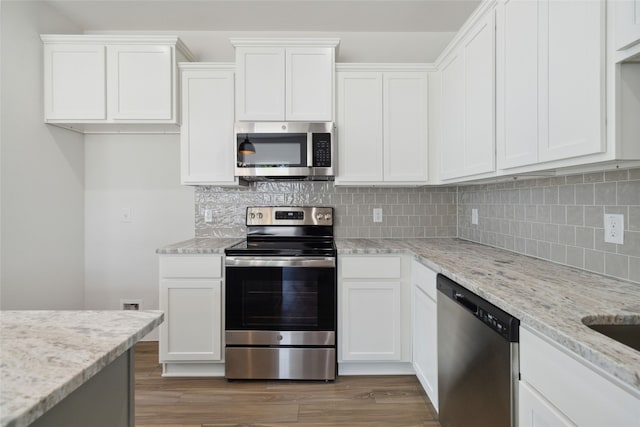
[519,381,575,427]
[519,326,640,427]
[411,260,438,412]
[158,254,225,376]
[338,255,413,375]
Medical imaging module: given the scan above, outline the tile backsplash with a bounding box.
[195,182,458,239]
[458,168,640,284]
[194,168,640,285]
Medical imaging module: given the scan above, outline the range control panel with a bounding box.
[246,206,333,226]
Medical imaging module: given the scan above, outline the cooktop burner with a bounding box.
[225,238,336,257]
[225,206,336,257]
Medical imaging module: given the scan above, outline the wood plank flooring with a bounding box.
[135,342,440,427]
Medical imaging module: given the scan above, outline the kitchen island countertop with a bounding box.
[0,310,163,427]
[337,238,640,394]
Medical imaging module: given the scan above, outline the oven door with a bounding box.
[225,256,336,335]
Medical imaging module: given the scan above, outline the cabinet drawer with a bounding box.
[341,256,401,279]
[411,260,437,300]
[160,255,222,278]
[520,327,640,426]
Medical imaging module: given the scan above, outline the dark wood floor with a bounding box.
[135,342,440,427]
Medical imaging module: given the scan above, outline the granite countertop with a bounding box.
[0,310,163,427]
[157,236,640,394]
[156,237,243,254]
[337,238,640,395]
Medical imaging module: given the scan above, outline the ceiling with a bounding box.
[43,0,481,33]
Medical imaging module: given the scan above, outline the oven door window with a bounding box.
[237,133,307,167]
[226,266,335,331]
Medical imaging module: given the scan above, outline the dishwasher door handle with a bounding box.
[454,292,478,315]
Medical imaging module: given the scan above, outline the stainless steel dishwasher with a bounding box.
[437,274,519,427]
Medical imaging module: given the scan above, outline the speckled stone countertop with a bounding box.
[156,237,242,254]
[337,238,640,395]
[0,310,163,427]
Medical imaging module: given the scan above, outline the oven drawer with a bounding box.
[225,347,336,380]
[160,255,222,278]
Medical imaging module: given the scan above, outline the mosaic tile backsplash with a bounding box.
[458,167,640,284]
[195,182,458,239]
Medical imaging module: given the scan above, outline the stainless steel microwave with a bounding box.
[234,122,335,180]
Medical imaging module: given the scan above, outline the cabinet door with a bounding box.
[439,53,466,180]
[43,44,106,120]
[341,281,401,361]
[519,381,575,427]
[286,47,333,121]
[462,12,495,177]
[383,72,429,183]
[236,47,285,121]
[107,45,173,120]
[335,72,384,183]
[159,279,222,362]
[180,69,238,185]
[497,0,540,169]
[540,0,605,162]
[413,283,438,410]
[614,0,640,51]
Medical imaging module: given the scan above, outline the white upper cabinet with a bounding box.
[335,65,429,186]
[41,35,194,133]
[43,43,106,120]
[496,0,605,170]
[232,39,339,122]
[614,0,640,55]
[383,72,429,182]
[107,44,173,120]
[286,48,334,121]
[336,72,384,182]
[235,47,285,121]
[180,63,241,186]
[439,10,496,181]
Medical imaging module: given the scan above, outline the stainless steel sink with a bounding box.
[582,316,640,352]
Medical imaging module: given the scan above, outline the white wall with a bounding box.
[84,134,193,333]
[0,1,85,309]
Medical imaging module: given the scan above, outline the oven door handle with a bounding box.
[225,256,336,268]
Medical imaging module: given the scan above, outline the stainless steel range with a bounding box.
[224,206,336,380]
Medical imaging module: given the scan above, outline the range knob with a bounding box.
[316,213,324,221]
[324,213,332,221]
[257,212,263,219]
[250,213,256,219]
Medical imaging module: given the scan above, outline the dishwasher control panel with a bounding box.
[437,274,520,342]
[478,308,512,340]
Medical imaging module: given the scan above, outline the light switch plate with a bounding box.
[604,214,624,244]
[120,207,132,222]
[373,208,383,223]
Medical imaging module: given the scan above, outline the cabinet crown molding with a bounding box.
[434,0,496,67]
[40,34,195,61]
[229,37,340,49]
[336,63,436,72]
[178,62,235,70]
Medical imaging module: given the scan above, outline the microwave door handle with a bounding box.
[307,132,313,168]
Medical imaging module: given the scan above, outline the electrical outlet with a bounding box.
[120,299,142,311]
[472,208,479,225]
[120,207,132,222]
[373,208,383,223]
[604,214,624,244]
[204,209,213,223]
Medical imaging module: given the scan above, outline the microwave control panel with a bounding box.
[312,133,332,167]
